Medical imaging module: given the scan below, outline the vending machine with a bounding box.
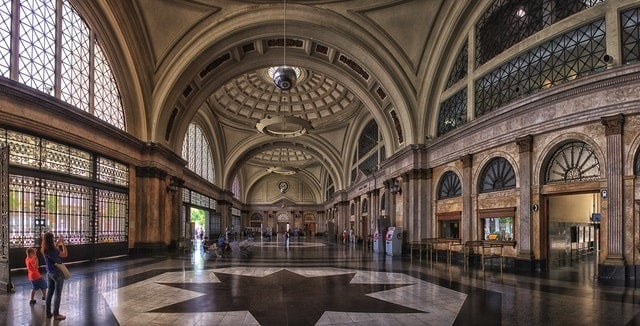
[373,229,385,253]
[385,226,403,256]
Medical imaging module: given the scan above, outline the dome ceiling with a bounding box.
[211,68,359,125]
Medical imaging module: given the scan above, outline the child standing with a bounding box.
[25,247,47,305]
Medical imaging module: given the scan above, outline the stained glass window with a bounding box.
[438,171,462,199]
[97,157,129,187]
[621,6,640,65]
[479,157,516,193]
[182,123,215,184]
[545,141,599,183]
[475,19,606,116]
[438,88,467,136]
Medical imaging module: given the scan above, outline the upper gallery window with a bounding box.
[182,123,215,184]
[0,0,125,130]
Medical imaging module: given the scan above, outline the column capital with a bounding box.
[601,114,624,136]
[516,135,533,153]
[460,154,473,168]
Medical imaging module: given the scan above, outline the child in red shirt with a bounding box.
[25,247,47,305]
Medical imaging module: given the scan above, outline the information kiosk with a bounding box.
[373,229,385,253]
[385,227,403,256]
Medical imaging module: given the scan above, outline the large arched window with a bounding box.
[351,119,385,184]
[478,157,516,193]
[438,171,462,199]
[545,141,600,183]
[0,0,125,129]
[181,123,215,184]
[231,175,240,199]
[635,147,640,176]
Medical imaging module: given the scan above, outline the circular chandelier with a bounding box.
[256,115,312,137]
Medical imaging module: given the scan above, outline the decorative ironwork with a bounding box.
[0,142,10,293]
[545,141,600,183]
[437,171,462,199]
[621,6,640,65]
[438,88,467,136]
[476,0,605,67]
[97,157,129,187]
[0,0,11,78]
[182,123,215,184]
[445,43,468,89]
[1,0,125,130]
[96,189,128,243]
[94,40,125,129]
[475,19,606,117]
[61,1,91,112]
[358,120,378,160]
[18,0,56,93]
[479,157,516,193]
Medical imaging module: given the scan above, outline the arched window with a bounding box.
[351,119,384,184]
[380,192,386,210]
[181,123,215,184]
[350,203,355,215]
[635,147,640,176]
[362,198,368,213]
[231,175,240,199]
[0,0,125,129]
[479,157,516,193]
[545,141,600,183]
[438,171,462,199]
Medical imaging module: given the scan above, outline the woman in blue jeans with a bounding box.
[41,232,68,320]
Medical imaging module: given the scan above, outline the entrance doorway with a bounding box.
[545,192,599,270]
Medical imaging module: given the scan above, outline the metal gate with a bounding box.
[0,143,12,292]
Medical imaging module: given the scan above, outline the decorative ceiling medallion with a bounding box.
[256,115,312,137]
[267,166,299,175]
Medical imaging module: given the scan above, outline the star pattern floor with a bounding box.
[2,238,640,325]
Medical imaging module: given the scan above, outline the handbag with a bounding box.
[55,262,71,280]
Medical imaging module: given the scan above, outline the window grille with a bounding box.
[475,19,606,117]
[438,171,462,199]
[545,141,599,183]
[621,6,640,65]
[479,157,516,193]
[438,88,467,136]
[182,123,215,184]
[445,43,468,89]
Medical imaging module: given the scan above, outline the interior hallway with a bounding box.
[2,238,640,326]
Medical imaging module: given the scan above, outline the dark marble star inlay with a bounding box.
[150,269,424,325]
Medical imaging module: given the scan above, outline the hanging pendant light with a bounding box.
[273,0,297,90]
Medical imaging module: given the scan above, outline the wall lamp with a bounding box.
[390,179,402,195]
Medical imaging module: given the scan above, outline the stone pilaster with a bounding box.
[461,154,473,242]
[516,135,533,260]
[601,114,625,265]
[134,166,169,254]
[403,169,432,242]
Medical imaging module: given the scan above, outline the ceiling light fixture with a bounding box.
[273,0,297,90]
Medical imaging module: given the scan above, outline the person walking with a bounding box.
[41,232,68,320]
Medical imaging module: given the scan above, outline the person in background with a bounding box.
[25,247,47,305]
[41,232,68,320]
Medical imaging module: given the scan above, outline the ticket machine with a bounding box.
[373,229,385,253]
[385,226,403,256]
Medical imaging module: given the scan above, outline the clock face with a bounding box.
[278,181,289,193]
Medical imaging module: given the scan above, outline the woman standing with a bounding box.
[41,232,68,320]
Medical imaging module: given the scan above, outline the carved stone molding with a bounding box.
[601,114,624,136]
[516,135,533,153]
[135,166,168,179]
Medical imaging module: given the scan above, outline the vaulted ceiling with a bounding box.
[95,0,472,203]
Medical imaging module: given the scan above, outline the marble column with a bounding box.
[516,135,533,260]
[403,169,432,242]
[461,154,473,242]
[601,114,625,264]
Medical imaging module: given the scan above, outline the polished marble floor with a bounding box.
[2,237,640,325]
